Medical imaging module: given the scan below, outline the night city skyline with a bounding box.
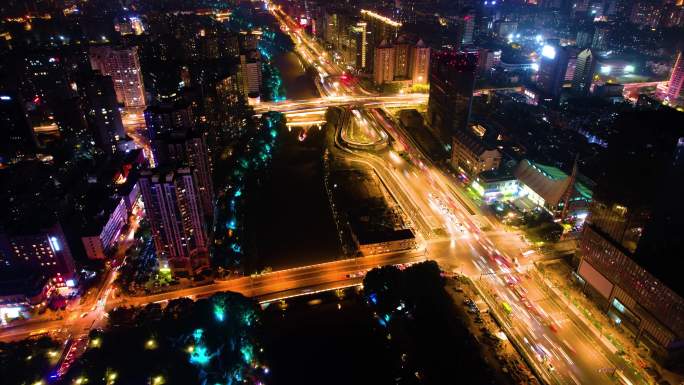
[0,0,683,384]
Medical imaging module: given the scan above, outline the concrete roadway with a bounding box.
[110,250,426,308]
[348,107,646,385]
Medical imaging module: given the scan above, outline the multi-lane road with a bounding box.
[113,250,425,306]
[0,250,426,343]
[0,3,650,385]
[331,101,645,384]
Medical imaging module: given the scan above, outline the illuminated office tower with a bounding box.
[537,44,570,98]
[426,50,478,145]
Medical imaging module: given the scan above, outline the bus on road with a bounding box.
[501,301,513,315]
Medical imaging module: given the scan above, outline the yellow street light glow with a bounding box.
[145,339,157,349]
[32,381,44,385]
[360,10,402,27]
[152,375,165,385]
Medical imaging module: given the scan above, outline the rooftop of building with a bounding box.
[477,167,515,183]
[514,159,592,207]
[0,270,49,298]
[453,129,498,156]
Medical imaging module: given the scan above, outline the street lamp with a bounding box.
[145,339,157,350]
[106,372,117,385]
[90,338,101,348]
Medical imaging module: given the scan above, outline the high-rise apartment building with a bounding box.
[373,42,396,85]
[591,25,610,51]
[426,50,478,145]
[576,29,594,49]
[572,49,596,96]
[460,12,475,46]
[360,9,401,72]
[139,168,209,276]
[410,40,430,84]
[393,40,410,79]
[239,54,262,98]
[144,101,194,141]
[82,74,125,154]
[144,101,213,218]
[630,1,662,29]
[89,46,146,109]
[372,38,430,86]
[324,10,354,54]
[565,53,578,82]
[666,51,684,103]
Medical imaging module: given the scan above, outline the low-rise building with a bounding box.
[81,196,129,260]
[513,159,592,218]
[470,160,593,220]
[451,130,502,176]
[470,169,518,202]
[353,228,416,256]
